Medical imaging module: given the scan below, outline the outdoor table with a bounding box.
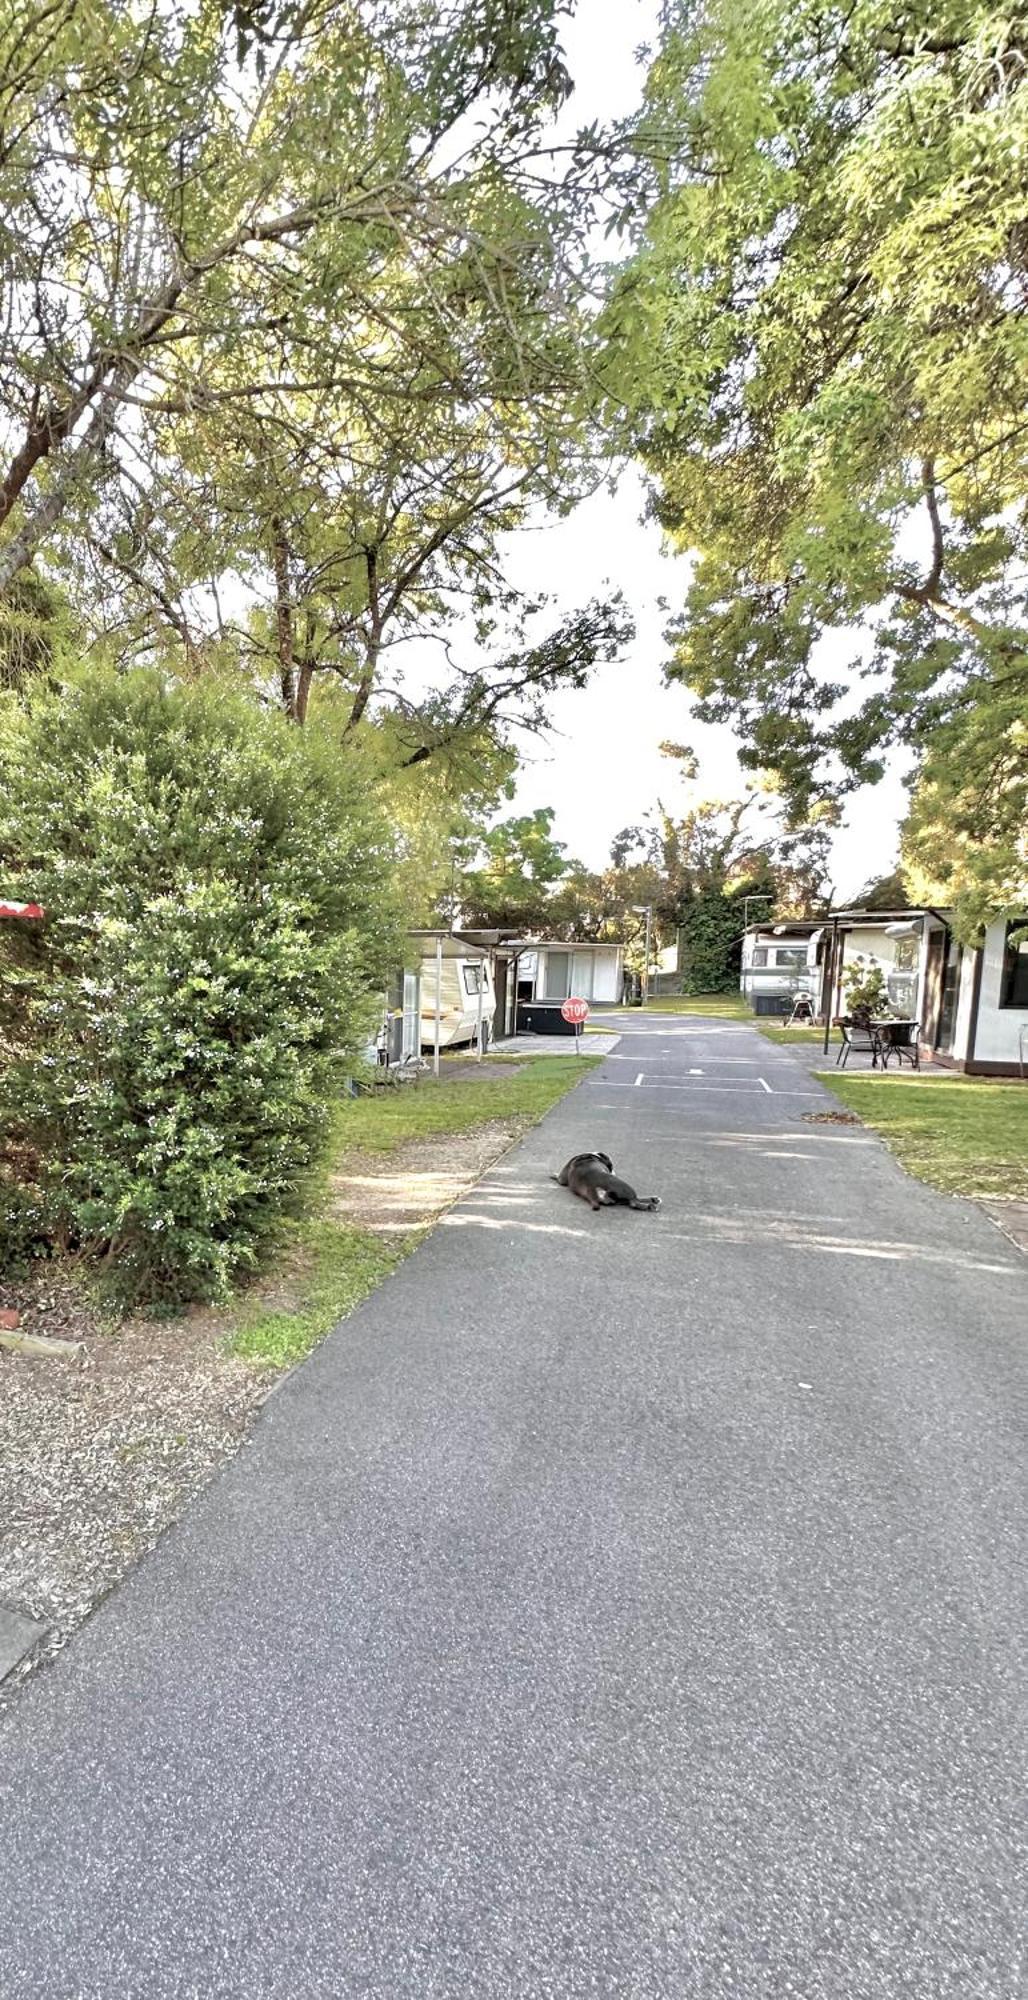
[876,1019,920,1069]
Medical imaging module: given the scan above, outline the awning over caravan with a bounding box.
[407,929,492,962]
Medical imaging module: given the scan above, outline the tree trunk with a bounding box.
[0,368,135,593]
[295,656,315,722]
[272,521,296,718]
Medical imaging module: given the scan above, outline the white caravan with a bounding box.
[418,940,496,1051]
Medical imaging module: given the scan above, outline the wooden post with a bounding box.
[434,935,442,1078]
[822,916,839,1057]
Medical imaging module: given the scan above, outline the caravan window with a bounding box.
[462,963,487,996]
[1001,925,1028,1008]
[545,951,571,998]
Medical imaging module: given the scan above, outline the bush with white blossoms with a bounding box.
[0,668,401,1304]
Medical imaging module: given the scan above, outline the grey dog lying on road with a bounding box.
[552,1152,661,1213]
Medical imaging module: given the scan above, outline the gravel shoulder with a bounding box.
[0,1118,523,1703]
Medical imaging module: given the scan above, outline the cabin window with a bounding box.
[772,947,806,969]
[545,950,571,999]
[750,946,768,966]
[1000,924,1028,1008]
[462,963,487,995]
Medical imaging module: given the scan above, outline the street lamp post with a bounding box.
[742,892,774,932]
[632,905,654,1006]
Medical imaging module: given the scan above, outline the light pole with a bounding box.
[632,905,654,1006]
[742,892,774,932]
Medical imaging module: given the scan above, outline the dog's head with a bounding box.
[592,1151,614,1174]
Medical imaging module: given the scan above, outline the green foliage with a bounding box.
[612,0,1028,933]
[0,0,621,770]
[0,668,401,1305]
[842,958,890,1021]
[456,808,571,928]
[677,882,767,994]
[0,572,76,693]
[854,869,909,912]
[901,680,1028,938]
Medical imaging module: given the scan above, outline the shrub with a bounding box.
[842,957,889,1022]
[0,668,401,1304]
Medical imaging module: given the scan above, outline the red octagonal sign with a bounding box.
[561,996,589,1026]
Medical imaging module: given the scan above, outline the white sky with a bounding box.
[498,0,908,902]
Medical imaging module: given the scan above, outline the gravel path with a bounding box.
[0,1275,269,1704]
[0,1122,523,1704]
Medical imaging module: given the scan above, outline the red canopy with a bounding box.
[0,902,45,919]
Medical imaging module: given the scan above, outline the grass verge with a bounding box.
[332,1055,599,1156]
[823,1073,1028,1201]
[639,994,750,1019]
[230,1219,414,1369]
[229,1055,599,1366]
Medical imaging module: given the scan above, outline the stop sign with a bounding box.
[561,996,589,1026]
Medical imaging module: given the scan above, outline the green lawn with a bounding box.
[640,993,750,1019]
[230,1056,597,1366]
[334,1055,599,1155]
[823,1073,1028,1201]
[230,1218,406,1369]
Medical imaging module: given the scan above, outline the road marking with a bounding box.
[689,1068,703,1075]
[634,1071,644,1086]
[758,1077,773,1094]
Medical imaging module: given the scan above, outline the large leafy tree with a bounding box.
[1,0,630,764]
[454,807,573,928]
[609,0,1028,937]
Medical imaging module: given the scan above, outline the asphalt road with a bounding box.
[1,1017,1025,1999]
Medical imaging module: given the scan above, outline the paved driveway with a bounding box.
[0,1017,1024,1998]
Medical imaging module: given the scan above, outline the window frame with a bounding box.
[999,923,1028,1009]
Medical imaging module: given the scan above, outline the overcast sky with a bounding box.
[497,0,909,901]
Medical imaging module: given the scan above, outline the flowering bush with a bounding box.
[842,957,889,1024]
[0,669,401,1304]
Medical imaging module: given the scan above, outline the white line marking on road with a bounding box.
[757,1077,773,1094]
[689,1068,703,1075]
[634,1071,644,1086]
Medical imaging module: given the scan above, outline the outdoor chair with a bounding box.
[835,1019,882,1067]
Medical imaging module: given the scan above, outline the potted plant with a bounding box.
[842,957,890,1027]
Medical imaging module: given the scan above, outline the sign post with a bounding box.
[561,994,589,1054]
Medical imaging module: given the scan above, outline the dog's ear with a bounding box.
[599,1152,613,1173]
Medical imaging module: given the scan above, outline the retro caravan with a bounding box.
[414,931,496,1052]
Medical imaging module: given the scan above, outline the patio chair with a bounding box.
[835,1019,881,1067]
